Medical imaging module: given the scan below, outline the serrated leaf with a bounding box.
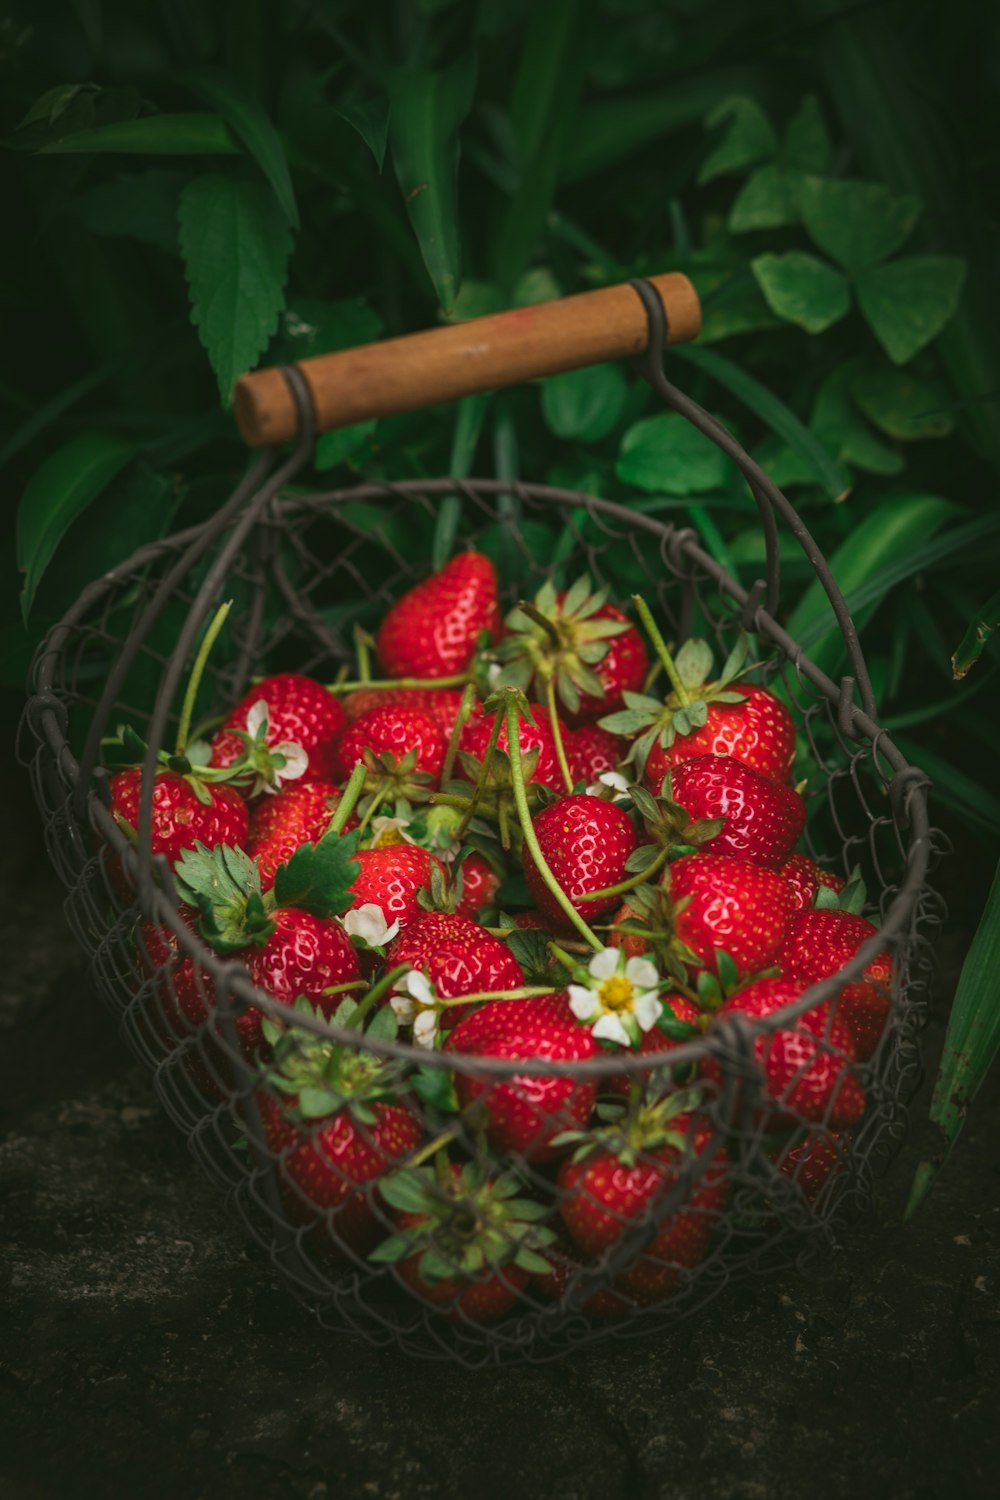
[335,95,391,172]
[751,251,850,334]
[699,96,776,184]
[674,639,713,691]
[178,66,298,227]
[178,174,292,404]
[799,175,920,273]
[272,831,361,918]
[855,256,966,365]
[617,413,728,495]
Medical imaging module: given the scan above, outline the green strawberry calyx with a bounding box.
[554,1085,707,1168]
[492,573,634,718]
[261,996,403,1125]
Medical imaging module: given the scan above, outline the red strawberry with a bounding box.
[244,908,360,1025]
[523,793,637,925]
[564,599,649,724]
[374,1162,551,1322]
[386,912,524,1029]
[602,995,703,1100]
[772,1130,845,1207]
[453,852,501,919]
[531,1236,639,1320]
[704,978,866,1129]
[376,552,500,680]
[568,723,627,786]
[348,844,445,931]
[779,853,845,911]
[777,909,892,1060]
[667,852,795,978]
[332,704,445,785]
[558,1110,729,1304]
[644,683,796,787]
[343,687,472,741]
[109,768,249,875]
[664,754,806,868]
[247,781,355,892]
[211,673,345,783]
[445,992,600,1161]
[458,703,565,791]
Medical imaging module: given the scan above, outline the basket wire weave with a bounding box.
[21,284,944,1364]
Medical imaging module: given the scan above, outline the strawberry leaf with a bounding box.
[272,830,361,918]
[674,639,714,690]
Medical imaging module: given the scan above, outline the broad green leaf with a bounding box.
[697,271,782,342]
[20,82,93,128]
[751,251,851,333]
[444,280,504,322]
[178,174,292,404]
[541,364,627,442]
[178,67,299,227]
[272,832,360,918]
[952,587,1000,679]
[12,83,141,150]
[388,54,477,313]
[829,514,1000,622]
[674,344,852,500]
[850,366,954,440]
[728,163,804,232]
[16,433,135,622]
[906,856,1000,1215]
[513,267,561,306]
[81,170,185,254]
[786,494,957,674]
[37,112,241,155]
[314,422,376,471]
[856,256,966,365]
[276,297,383,362]
[783,95,831,173]
[799,176,920,272]
[810,363,903,475]
[698,96,777,184]
[335,96,391,172]
[617,413,728,495]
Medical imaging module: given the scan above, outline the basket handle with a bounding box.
[233,272,700,447]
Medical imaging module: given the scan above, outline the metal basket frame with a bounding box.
[21,281,943,1364]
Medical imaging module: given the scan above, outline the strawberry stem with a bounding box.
[345,963,413,1028]
[455,708,504,841]
[174,601,232,757]
[328,762,368,835]
[577,846,671,903]
[441,682,477,785]
[545,676,575,794]
[517,598,563,649]
[353,625,373,683]
[439,987,553,1005]
[404,1127,462,1172]
[631,595,690,707]
[325,670,474,694]
[504,695,603,953]
[355,780,392,839]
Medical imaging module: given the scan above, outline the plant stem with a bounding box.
[504,695,603,953]
[631,594,690,706]
[455,707,504,840]
[405,1126,463,1172]
[346,963,413,1027]
[577,845,671,902]
[355,780,393,839]
[517,597,562,648]
[546,676,575,794]
[441,682,477,785]
[328,762,368,835]
[325,670,473,694]
[175,601,231,757]
[439,986,553,1005]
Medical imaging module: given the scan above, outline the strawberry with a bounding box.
[704,978,866,1129]
[258,1002,423,1258]
[376,551,500,680]
[557,1104,729,1304]
[772,1130,845,1207]
[494,575,648,724]
[453,852,501,919]
[531,1237,639,1320]
[665,754,806,868]
[332,704,445,787]
[244,908,360,1019]
[372,1162,555,1322]
[348,844,445,931]
[667,852,795,979]
[458,703,565,791]
[211,673,345,784]
[777,909,892,1060]
[110,768,249,875]
[601,995,703,1100]
[568,723,627,786]
[247,781,355,892]
[385,912,524,1028]
[445,992,600,1161]
[643,683,796,789]
[343,687,472,741]
[523,793,637,925]
[779,853,845,911]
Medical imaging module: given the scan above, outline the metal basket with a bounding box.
[21,277,943,1365]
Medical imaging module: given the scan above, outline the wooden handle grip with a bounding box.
[233,272,700,448]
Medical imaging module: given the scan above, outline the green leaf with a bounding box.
[276,297,383,362]
[335,96,391,172]
[698,96,777,184]
[728,163,805,232]
[80,170,185,254]
[444,280,504,321]
[674,344,852,501]
[617,413,728,495]
[783,95,831,173]
[36,112,241,156]
[850,366,954,440]
[178,66,299,227]
[272,831,361,919]
[751,251,851,334]
[952,587,1000,680]
[799,176,920,272]
[907,857,1000,1215]
[541,364,627,442]
[178,174,292,404]
[809,361,904,475]
[387,54,477,313]
[16,433,135,622]
[855,256,966,365]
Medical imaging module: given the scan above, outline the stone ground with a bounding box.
[2,767,999,1500]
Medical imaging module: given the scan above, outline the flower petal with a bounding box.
[633,991,663,1032]
[274,742,308,784]
[405,970,435,1005]
[246,700,269,737]
[625,956,660,990]
[588,947,620,982]
[343,903,398,946]
[568,986,598,1021]
[592,1012,631,1048]
[389,995,415,1023]
[598,771,630,793]
[413,1011,439,1048]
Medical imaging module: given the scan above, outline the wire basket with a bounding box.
[21,276,943,1365]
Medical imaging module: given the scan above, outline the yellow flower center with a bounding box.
[598,976,635,1013]
[374,828,406,848]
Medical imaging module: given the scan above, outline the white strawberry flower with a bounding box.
[567,946,663,1049]
[487,662,503,688]
[389,969,442,1049]
[368,815,417,849]
[245,700,308,792]
[598,770,630,794]
[342,903,400,948]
